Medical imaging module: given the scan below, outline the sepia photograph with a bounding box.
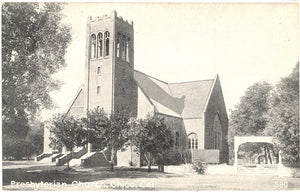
[2,1,300,191]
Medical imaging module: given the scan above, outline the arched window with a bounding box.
[126,38,130,62]
[97,66,101,75]
[104,31,110,56]
[175,132,179,149]
[188,133,198,149]
[212,113,222,150]
[90,34,96,59]
[116,33,120,58]
[97,86,100,95]
[121,35,126,60]
[97,32,103,58]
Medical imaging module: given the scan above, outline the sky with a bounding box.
[42,2,299,119]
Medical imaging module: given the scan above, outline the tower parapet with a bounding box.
[87,11,133,27]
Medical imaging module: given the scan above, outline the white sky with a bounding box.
[42,3,299,119]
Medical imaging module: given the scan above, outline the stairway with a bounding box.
[56,147,87,166]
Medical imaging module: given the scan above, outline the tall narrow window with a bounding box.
[212,113,222,150]
[97,32,103,58]
[192,139,194,149]
[122,68,125,77]
[90,34,96,59]
[188,133,198,150]
[97,66,101,75]
[104,31,110,56]
[97,86,100,95]
[121,35,126,60]
[126,38,130,62]
[116,33,120,58]
[175,132,179,149]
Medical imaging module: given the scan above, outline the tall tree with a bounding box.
[2,3,71,139]
[228,81,273,163]
[130,114,174,172]
[264,63,299,165]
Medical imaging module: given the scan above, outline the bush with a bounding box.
[192,161,207,174]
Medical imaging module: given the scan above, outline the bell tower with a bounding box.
[84,11,137,117]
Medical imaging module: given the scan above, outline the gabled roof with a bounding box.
[65,84,85,115]
[134,70,215,119]
[134,71,181,118]
[168,79,214,118]
[65,71,216,119]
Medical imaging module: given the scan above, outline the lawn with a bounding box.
[3,161,300,191]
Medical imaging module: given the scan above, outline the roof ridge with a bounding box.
[134,69,169,85]
[169,78,214,85]
[65,84,84,114]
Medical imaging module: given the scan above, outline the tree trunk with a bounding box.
[110,162,114,172]
[264,147,268,164]
[267,147,272,164]
[147,161,151,172]
[110,148,115,172]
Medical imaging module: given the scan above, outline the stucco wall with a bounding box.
[137,87,154,119]
[183,118,205,149]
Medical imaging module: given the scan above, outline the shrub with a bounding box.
[192,161,207,174]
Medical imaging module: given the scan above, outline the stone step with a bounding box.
[69,158,82,167]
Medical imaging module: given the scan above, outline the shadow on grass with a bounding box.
[3,166,181,185]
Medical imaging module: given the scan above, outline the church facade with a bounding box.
[42,11,229,166]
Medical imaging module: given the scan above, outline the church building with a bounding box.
[42,11,229,167]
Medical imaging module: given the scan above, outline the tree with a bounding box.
[2,3,71,140]
[228,81,273,164]
[49,114,84,168]
[130,114,174,172]
[82,107,132,172]
[26,119,44,156]
[264,63,299,165]
[2,118,44,160]
[105,108,132,172]
[81,107,109,151]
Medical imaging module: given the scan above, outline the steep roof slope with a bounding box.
[168,79,214,118]
[134,71,181,117]
[134,70,215,118]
